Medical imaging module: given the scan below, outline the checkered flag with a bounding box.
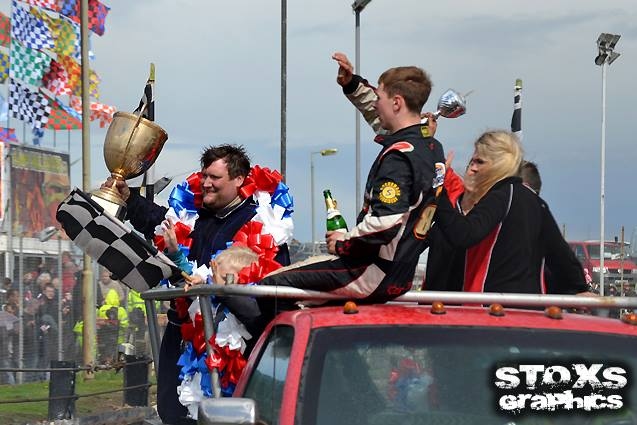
[134,64,154,121]
[8,78,51,129]
[10,41,50,86]
[56,189,182,292]
[59,0,110,36]
[11,1,54,51]
[511,78,522,141]
[21,0,59,12]
[0,52,8,83]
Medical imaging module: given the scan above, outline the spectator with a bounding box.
[61,251,79,293]
[97,288,129,363]
[36,283,59,377]
[97,268,126,306]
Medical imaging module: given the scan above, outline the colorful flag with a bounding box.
[134,65,154,121]
[32,126,44,145]
[0,128,18,142]
[511,78,522,141]
[53,15,95,61]
[70,95,115,128]
[0,12,10,47]
[58,0,110,36]
[59,54,80,88]
[71,68,100,99]
[10,41,51,86]
[21,0,59,12]
[8,78,51,129]
[42,60,72,96]
[90,101,115,127]
[0,52,8,83]
[10,1,55,51]
[41,92,81,130]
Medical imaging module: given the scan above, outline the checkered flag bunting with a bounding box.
[42,91,81,129]
[21,0,59,12]
[11,1,54,51]
[56,189,182,292]
[8,78,51,129]
[42,60,72,95]
[0,12,10,47]
[0,127,18,143]
[59,0,110,36]
[10,41,50,86]
[0,52,8,83]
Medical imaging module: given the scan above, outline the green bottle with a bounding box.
[324,189,348,232]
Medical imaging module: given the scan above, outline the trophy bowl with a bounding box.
[92,111,168,218]
[436,89,467,119]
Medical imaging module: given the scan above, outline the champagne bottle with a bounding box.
[323,189,348,232]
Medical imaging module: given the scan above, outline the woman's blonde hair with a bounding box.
[471,130,523,200]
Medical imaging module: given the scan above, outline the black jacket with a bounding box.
[431,177,586,294]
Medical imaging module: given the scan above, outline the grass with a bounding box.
[0,370,157,425]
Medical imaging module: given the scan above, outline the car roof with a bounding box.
[273,304,637,337]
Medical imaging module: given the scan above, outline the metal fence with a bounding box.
[0,251,167,386]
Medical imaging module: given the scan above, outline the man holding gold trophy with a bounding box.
[57,69,290,424]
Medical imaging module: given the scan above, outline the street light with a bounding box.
[310,148,339,253]
[594,32,621,297]
[352,0,372,214]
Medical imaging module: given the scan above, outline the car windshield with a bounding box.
[588,243,630,260]
[298,325,637,425]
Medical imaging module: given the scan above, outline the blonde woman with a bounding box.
[432,130,588,294]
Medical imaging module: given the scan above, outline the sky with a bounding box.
[2,0,637,246]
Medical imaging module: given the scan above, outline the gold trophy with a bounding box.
[91,110,168,219]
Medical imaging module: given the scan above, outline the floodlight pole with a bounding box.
[599,60,607,296]
[594,33,621,297]
[310,149,338,253]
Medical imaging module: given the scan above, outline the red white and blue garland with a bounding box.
[153,166,294,419]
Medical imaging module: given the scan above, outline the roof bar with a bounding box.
[141,284,637,309]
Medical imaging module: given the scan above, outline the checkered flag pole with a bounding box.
[133,63,154,121]
[511,78,522,141]
[56,189,182,292]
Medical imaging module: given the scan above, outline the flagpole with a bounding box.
[80,0,96,378]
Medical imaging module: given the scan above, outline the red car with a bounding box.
[196,292,637,425]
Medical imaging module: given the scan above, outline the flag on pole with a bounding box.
[42,60,72,96]
[8,78,51,129]
[0,128,18,142]
[10,41,50,86]
[134,63,155,121]
[0,52,8,83]
[511,78,522,141]
[10,1,55,51]
[41,91,82,130]
[58,0,110,36]
[21,0,59,12]
[69,95,116,128]
[0,12,10,47]
[71,68,100,99]
[32,126,44,145]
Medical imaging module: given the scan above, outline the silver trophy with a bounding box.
[422,89,468,124]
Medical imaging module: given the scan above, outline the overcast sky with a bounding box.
[2,0,636,245]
